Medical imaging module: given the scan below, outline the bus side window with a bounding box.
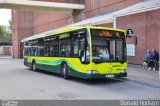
[60,45,66,57]
[79,49,85,61]
[72,32,85,58]
[71,29,89,63]
[24,48,29,56]
[30,48,36,56]
[72,38,80,57]
[24,42,29,56]
[37,38,44,56]
[34,49,38,56]
[50,40,59,57]
[44,42,50,57]
[60,38,71,57]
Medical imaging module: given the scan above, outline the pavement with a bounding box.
[127,64,160,86]
[0,55,12,59]
[0,57,160,100]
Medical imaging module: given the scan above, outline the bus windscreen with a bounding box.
[90,29,126,63]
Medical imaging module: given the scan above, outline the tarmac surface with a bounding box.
[0,57,160,100]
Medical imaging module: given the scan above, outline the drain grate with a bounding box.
[57,92,80,99]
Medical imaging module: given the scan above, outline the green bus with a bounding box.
[23,26,135,79]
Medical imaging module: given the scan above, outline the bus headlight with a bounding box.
[121,70,127,73]
[87,70,98,74]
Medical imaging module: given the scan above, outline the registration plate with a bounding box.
[106,75,114,78]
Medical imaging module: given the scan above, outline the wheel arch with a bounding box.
[32,59,36,64]
[61,61,67,66]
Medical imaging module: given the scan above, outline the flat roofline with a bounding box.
[0,0,85,12]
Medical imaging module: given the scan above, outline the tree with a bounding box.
[0,19,12,45]
[0,26,12,45]
[0,26,4,44]
[9,19,12,30]
[0,26,4,38]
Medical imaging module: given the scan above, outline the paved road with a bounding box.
[0,58,160,100]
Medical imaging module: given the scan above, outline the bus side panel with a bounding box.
[65,58,92,79]
[50,64,61,74]
[36,63,61,74]
[34,57,91,78]
[34,57,61,74]
[25,56,127,79]
[24,56,32,68]
[68,66,94,79]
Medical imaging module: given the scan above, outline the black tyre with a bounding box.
[61,63,69,79]
[32,61,37,71]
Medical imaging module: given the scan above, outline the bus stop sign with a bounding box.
[127,28,134,37]
[126,28,137,45]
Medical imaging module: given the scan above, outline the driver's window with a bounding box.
[72,29,90,63]
[109,40,115,59]
[72,36,85,58]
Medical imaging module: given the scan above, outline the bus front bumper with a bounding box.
[69,69,127,79]
[85,72,127,79]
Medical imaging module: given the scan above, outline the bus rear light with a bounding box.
[87,70,98,74]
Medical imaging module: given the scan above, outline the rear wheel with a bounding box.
[32,61,37,71]
[61,63,69,79]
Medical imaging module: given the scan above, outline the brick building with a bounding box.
[12,0,160,65]
[0,46,12,56]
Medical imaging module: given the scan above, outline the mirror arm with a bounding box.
[133,35,137,45]
[127,34,137,45]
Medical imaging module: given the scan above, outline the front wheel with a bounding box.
[61,63,69,79]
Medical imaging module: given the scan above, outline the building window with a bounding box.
[127,44,135,56]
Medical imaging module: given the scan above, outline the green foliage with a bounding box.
[0,26,12,45]
[9,20,12,29]
[0,26,4,38]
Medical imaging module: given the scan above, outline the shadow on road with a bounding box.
[70,78,126,85]
[27,68,126,85]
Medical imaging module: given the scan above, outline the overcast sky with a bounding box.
[0,9,11,26]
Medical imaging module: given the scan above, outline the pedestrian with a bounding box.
[151,49,159,70]
[143,50,151,70]
[147,50,153,70]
